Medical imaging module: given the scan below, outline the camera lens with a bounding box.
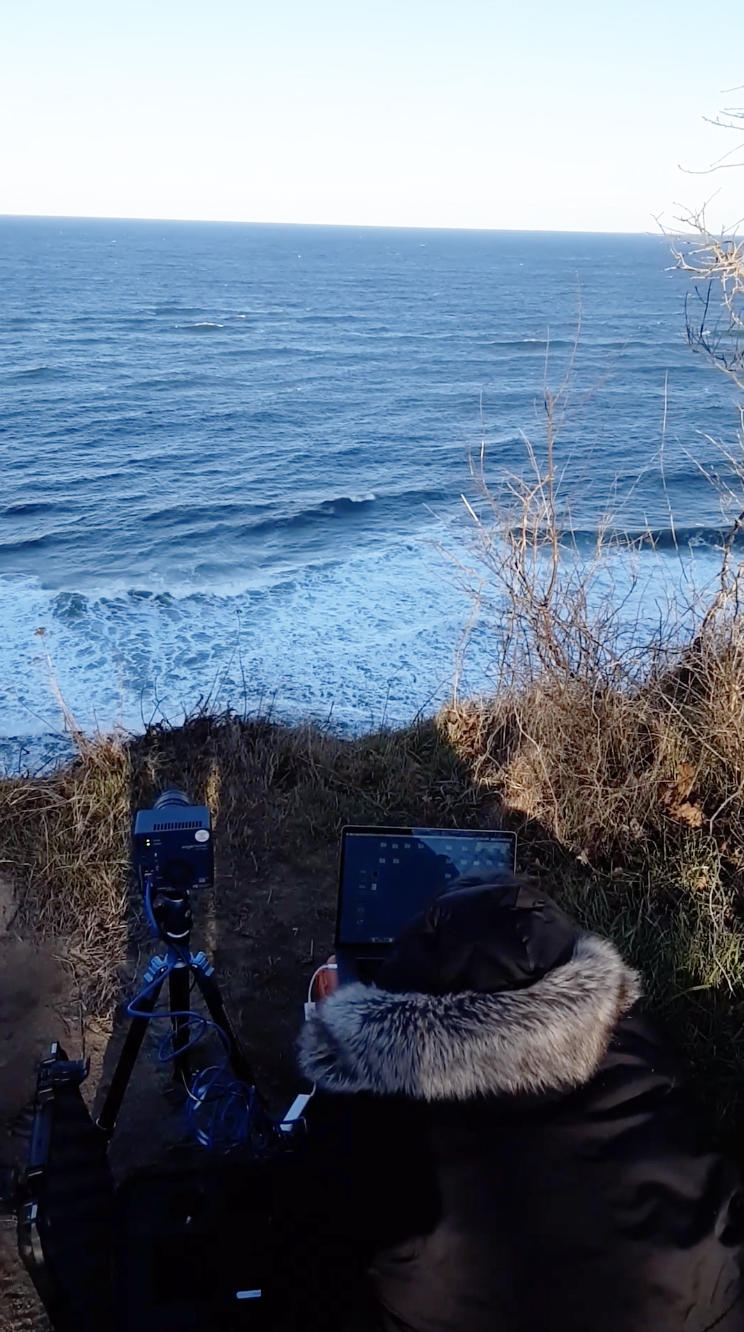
[154,788,191,810]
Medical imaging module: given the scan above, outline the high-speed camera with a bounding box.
[132,788,213,892]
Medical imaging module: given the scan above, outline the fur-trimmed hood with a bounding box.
[298,933,641,1101]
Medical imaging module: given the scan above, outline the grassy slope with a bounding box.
[3,666,744,1151]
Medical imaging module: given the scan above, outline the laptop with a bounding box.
[335,825,517,984]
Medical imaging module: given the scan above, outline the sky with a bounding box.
[2,0,743,233]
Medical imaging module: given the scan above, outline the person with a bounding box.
[292,874,744,1332]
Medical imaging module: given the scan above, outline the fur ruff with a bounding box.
[298,934,641,1101]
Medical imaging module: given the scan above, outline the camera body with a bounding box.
[132,789,213,893]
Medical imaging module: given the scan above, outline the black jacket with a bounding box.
[295,881,744,1332]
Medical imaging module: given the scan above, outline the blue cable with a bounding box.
[142,873,159,938]
[184,1066,272,1153]
[124,951,278,1153]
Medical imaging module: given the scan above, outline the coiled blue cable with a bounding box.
[124,949,278,1153]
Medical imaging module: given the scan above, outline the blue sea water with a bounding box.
[1,218,741,770]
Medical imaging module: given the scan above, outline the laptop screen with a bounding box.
[337,826,516,948]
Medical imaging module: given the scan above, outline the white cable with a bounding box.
[306,962,338,1004]
[305,962,338,1021]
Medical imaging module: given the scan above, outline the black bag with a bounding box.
[17,1044,116,1332]
[115,1150,295,1332]
[18,1045,307,1332]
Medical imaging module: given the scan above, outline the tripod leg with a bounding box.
[191,966,254,1084]
[168,964,192,1085]
[96,975,165,1136]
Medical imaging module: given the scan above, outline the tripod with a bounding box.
[97,878,254,1138]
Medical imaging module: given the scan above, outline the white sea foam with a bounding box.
[0,519,726,776]
[0,529,477,752]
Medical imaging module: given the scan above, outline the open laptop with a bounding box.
[335,825,517,984]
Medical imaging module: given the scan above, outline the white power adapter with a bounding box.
[279,1091,313,1132]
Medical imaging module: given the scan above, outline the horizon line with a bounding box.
[0,211,671,238]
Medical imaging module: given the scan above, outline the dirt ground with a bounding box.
[0,853,338,1331]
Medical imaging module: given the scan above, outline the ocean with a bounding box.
[1,218,741,771]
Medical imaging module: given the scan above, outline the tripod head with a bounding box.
[146,881,192,946]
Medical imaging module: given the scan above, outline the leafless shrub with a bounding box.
[669,91,744,388]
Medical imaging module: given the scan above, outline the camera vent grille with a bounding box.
[152,819,201,831]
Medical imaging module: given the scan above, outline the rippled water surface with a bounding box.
[1,219,740,767]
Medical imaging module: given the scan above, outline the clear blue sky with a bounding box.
[2,0,743,231]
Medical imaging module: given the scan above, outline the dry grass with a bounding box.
[4,642,744,1140]
[0,736,131,1009]
[5,599,744,1141]
[0,714,492,1013]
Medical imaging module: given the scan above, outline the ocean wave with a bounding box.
[0,533,51,553]
[52,591,89,620]
[295,312,362,324]
[629,526,744,551]
[11,365,65,381]
[151,304,207,317]
[135,494,382,543]
[561,525,744,552]
[126,589,177,604]
[487,337,578,351]
[247,493,379,537]
[177,321,225,331]
[0,488,445,572]
[139,500,272,528]
[324,492,377,507]
[2,501,57,517]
